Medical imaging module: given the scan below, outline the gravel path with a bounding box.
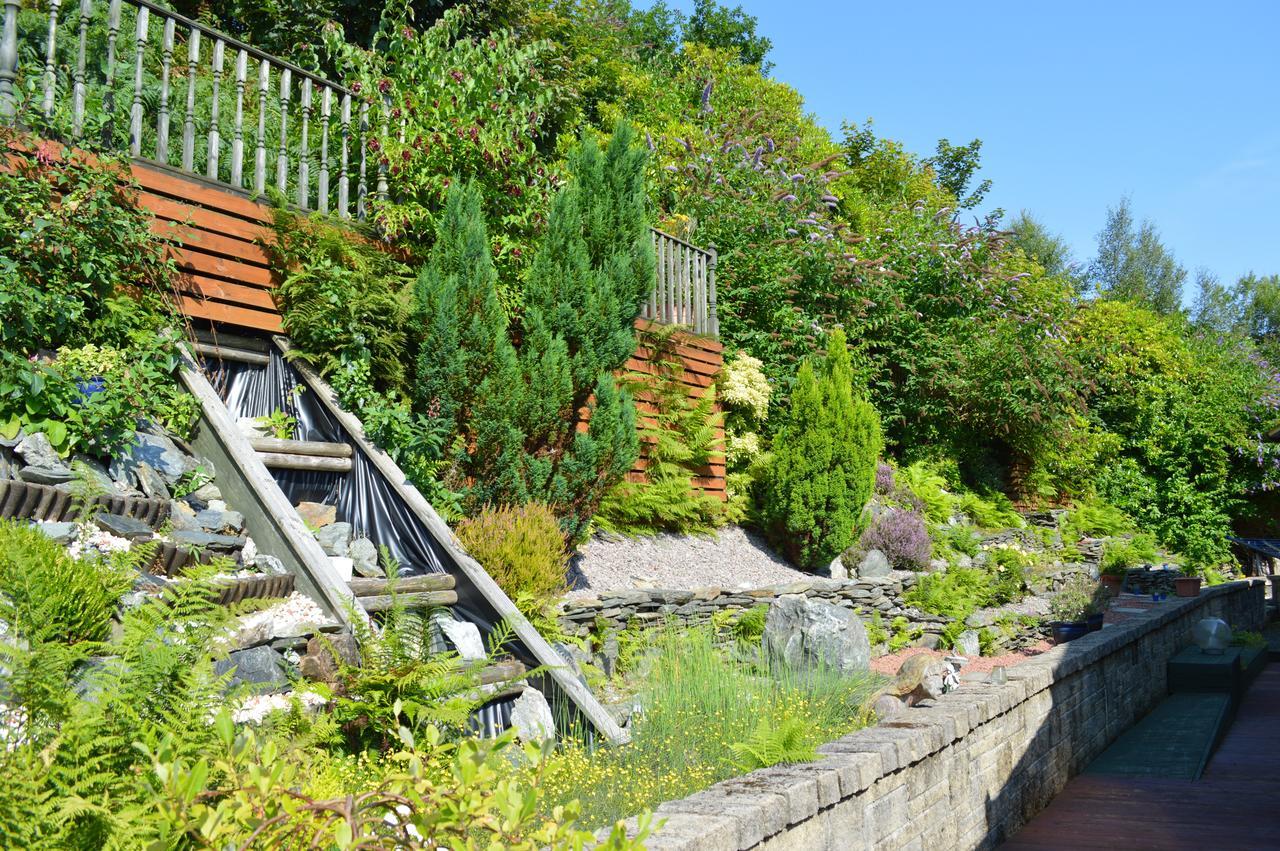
[567,526,806,596]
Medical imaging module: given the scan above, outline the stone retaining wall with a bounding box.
[621,579,1266,851]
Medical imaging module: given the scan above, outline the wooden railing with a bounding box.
[0,0,719,336]
[647,228,718,337]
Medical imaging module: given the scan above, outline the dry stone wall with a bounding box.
[613,579,1266,851]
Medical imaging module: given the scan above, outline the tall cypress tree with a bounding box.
[763,328,882,570]
[411,182,508,433]
[464,124,651,543]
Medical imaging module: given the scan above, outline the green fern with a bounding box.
[729,715,816,771]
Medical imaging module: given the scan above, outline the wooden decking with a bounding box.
[1004,665,1280,850]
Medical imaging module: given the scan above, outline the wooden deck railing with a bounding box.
[0,0,719,336]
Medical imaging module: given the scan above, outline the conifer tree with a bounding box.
[763,328,882,571]
[464,124,652,543]
[411,182,508,433]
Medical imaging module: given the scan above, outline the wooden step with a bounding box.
[192,341,270,366]
[348,574,455,597]
[475,659,527,685]
[359,590,458,612]
[256,451,352,473]
[250,438,352,458]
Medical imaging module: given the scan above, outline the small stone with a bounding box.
[298,632,360,683]
[134,462,171,501]
[296,501,336,529]
[95,512,154,542]
[913,633,942,650]
[510,688,556,743]
[438,617,486,661]
[214,646,290,695]
[873,694,906,721]
[254,554,288,575]
[965,611,994,628]
[18,465,75,485]
[316,522,351,557]
[955,629,981,657]
[827,553,849,580]
[70,455,116,492]
[600,635,620,678]
[240,536,258,565]
[348,537,382,578]
[36,521,78,545]
[927,558,948,573]
[15,432,62,468]
[856,549,892,579]
[168,500,201,531]
[192,482,222,502]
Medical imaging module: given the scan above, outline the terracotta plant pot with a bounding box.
[1100,575,1123,594]
[1174,576,1203,597]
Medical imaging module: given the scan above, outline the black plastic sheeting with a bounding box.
[204,349,530,736]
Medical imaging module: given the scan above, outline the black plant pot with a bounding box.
[1086,612,1104,632]
[1050,621,1090,645]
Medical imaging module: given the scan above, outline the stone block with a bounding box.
[720,768,819,825]
[658,784,788,849]
[813,750,882,797]
[635,812,738,851]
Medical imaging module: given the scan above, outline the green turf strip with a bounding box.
[1085,692,1232,781]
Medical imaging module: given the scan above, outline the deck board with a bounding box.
[1004,665,1280,850]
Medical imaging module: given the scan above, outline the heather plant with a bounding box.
[875,463,895,495]
[857,507,932,570]
[454,503,569,604]
[762,329,882,570]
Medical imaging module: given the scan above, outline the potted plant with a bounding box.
[1174,567,1203,597]
[1099,564,1124,595]
[1048,575,1096,644]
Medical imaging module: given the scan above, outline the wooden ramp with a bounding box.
[1003,665,1280,850]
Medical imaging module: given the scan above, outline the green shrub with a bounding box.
[897,462,957,524]
[1062,498,1133,540]
[454,503,569,604]
[762,329,882,570]
[1100,533,1158,576]
[958,490,1025,530]
[0,520,131,645]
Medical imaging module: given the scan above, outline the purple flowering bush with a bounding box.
[857,507,932,570]
[874,463,895,495]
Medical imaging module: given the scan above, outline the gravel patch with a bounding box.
[869,641,1053,678]
[567,526,806,596]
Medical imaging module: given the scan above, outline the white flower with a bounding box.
[719,353,771,421]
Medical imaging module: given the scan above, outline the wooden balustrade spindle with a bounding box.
[99,0,120,140]
[180,28,198,170]
[707,246,719,337]
[129,6,147,157]
[297,79,310,207]
[42,0,61,119]
[276,67,290,190]
[206,38,223,180]
[357,99,368,219]
[0,0,18,119]
[254,58,268,192]
[376,96,389,201]
[317,86,331,213]
[155,17,174,163]
[71,0,91,137]
[338,92,350,218]
[230,48,246,187]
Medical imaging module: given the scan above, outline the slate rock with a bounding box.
[134,461,171,501]
[510,688,556,743]
[600,635,621,679]
[439,618,486,661]
[296,501,336,529]
[36,521,78,545]
[913,633,942,650]
[299,632,360,683]
[95,513,155,542]
[856,548,892,579]
[168,500,202,531]
[873,693,906,721]
[316,522,352,557]
[254,554,288,575]
[215,646,290,695]
[196,508,245,534]
[19,465,75,485]
[827,553,849,581]
[15,432,62,468]
[192,482,222,502]
[763,594,870,675]
[955,629,981,658]
[348,537,382,578]
[70,455,117,492]
[117,431,195,485]
[170,529,246,553]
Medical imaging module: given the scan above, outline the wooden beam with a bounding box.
[192,341,270,365]
[348,574,454,596]
[359,590,459,612]
[250,437,352,458]
[257,451,352,473]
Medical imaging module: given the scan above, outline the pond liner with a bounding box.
[198,338,627,746]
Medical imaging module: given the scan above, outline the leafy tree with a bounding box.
[685,0,773,71]
[412,181,509,435]
[762,329,882,571]
[1009,210,1082,287]
[1090,197,1186,315]
[926,137,992,212]
[463,125,652,544]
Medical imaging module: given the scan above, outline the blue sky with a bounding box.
[649,0,1280,291]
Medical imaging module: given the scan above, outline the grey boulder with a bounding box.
[16,432,62,468]
[763,594,870,675]
[95,513,154,542]
[348,537,382,578]
[117,431,195,485]
[214,646,290,695]
[510,687,556,743]
[856,548,892,579]
[19,465,75,486]
[316,522,352,557]
[954,629,981,658]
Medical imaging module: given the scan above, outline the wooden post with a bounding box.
[297,79,311,208]
[155,16,174,163]
[0,0,18,118]
[42,0,62,119]
[276,66,289,191]
[181,28,199,171]
[129,6,147,157]
[337,92,350,217]
[230,48,246,187]
[206,38,223,180]
[71,0,91,137]
[708,245,719,338]
[254,58,268,193]
[317,85,330,213]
